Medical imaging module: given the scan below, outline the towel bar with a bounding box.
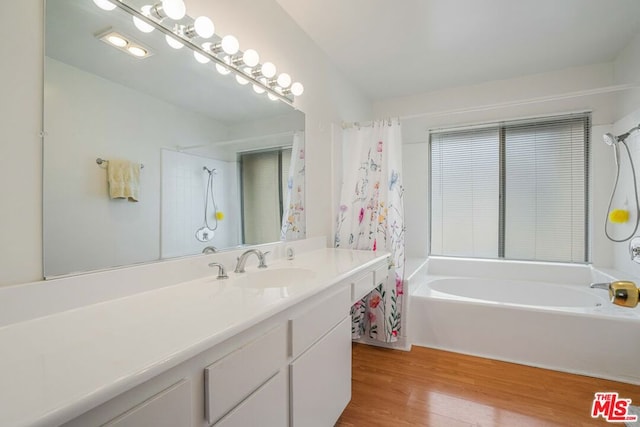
[96,158,144,169]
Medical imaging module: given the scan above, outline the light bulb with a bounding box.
[93,0,116,11]
[267,93,279,101]
[133,6,155,33]
[216,56,231,75]
[242,49,260,67]
[161,0,186,20]
[290,82,304,96]
[193,16,215,38]
[253,84,265,94]
[193,51,210,64]
[216,64,230,75]
[107,35,128,47]
[128,46,148,57]
[277,73,291,88]
[221,35,239,55]
[165,34,184,49]
[236,75,249,85]
[260,62,276,78]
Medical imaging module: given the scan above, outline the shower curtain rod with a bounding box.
[342,118,400,129]
[177,130,303,151]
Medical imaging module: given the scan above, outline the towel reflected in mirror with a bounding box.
[107,159,140,202]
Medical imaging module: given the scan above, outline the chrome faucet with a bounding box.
[202,246,218,254]
[208,262,229,279]
[234,249,268,273]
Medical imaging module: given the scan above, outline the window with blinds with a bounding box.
[240,148,292,245]
[430,114,590,263]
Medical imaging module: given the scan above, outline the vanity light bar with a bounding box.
[97,29,153,59]
[95,0,303,105]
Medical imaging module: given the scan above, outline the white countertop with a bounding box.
[0,248,388,427]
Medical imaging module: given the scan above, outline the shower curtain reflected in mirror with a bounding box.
[281,132,306,240]
[335,120,405,344]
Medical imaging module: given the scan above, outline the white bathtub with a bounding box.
[408,257,640,385]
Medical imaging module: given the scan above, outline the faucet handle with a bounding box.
[208,262,229,280]
[259,251,270,269]
[609,281,639,308]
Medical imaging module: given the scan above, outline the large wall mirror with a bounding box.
[43,0,306,277]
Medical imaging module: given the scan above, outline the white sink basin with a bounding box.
[233,268,316,288]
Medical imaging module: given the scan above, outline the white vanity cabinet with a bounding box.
[48,253,389,427]
[289,286,351,426]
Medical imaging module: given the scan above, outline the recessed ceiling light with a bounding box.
[96,29,154,59]
[107,35,128,48]
[128,46,148,57]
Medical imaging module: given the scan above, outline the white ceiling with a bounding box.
[276,0,640,101]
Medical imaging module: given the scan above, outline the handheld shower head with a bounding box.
[603,133,618,146]
[604,124,640,145]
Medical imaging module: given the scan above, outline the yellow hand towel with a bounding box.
[107,159,140,202]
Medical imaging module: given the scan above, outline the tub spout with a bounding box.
[590,281,640,308]
[589,282,611,290]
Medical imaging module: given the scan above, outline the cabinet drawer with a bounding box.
[213,370,287,427]
[351,271,374,304]
[290,286,350,359]
[103,379,191,427]
[374,263,389,287]
[351,262,389,304]
[205,325,287,425]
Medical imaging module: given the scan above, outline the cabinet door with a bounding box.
[103,379,191,427]
[290,316,351,427]
[214,370,287,427]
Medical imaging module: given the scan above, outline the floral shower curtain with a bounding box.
[335,120,405,343]
[281,131,306,240]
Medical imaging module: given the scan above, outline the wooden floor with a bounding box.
[336,344,640,427]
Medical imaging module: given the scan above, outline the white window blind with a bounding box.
[430,114,589,263]
[504,118,587,262]
[430,127,500,258]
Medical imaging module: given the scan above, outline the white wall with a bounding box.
[0,1,43,285]
[607,29,640,276]
[402,143,429,258]
[43,58,230,277]
[0,0,371,286]
[378,63,621,266]
[610,108,640,277]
